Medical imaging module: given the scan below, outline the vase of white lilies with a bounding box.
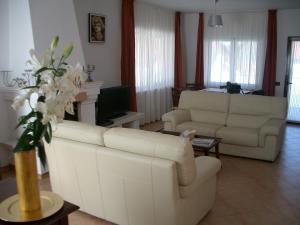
[10,36,86,219]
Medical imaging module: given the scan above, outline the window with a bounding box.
[209,40,258,87]
[204,12,267,90]
[134,2,174,123]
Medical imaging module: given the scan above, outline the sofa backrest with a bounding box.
[53,120,108,145]
[104,128,196,186]
[178,91,230,125]
[227,95,287,128]
[47,130,183,224]
[52,121,196,187]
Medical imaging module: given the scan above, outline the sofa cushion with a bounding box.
[176,122,223,137]
[180,156,221,198]
[216,127,259,147]
[179,91,229,113]
[190,109,227,125]
[229,94,287,119]
[227,114,269,129]
[54,120,108,146]
[104,128,196,186]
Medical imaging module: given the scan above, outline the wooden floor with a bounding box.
[1,123,300,225]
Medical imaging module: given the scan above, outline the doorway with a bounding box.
[285,37,300,123]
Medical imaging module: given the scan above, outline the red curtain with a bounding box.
[195,13,204,89]
[263,10,277,96]
[174,12,184,89]
[121,0,137,111]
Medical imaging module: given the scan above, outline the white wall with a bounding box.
[29,0,85,67]
[0,0,34,166]
[276,9,300,96]
[9,0,34,80]
[74,0,121,87]
[0,0,10,74]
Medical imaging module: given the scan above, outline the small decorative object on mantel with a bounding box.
[12,69,34,88]
[1,69,34,88]
[0,36,86,223]
[89,13,105,43]
[22,69,34,86]
[84,64,95,82]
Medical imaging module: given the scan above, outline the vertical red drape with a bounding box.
[121,0,137,111]
[195,13,204,89]
[174,12,184,89]
[263,9,277,96]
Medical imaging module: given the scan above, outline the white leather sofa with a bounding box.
[162,91,287,161]
[45,121,221,225]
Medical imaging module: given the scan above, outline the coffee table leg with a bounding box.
[204,150,209,156]
[215,143,220,158]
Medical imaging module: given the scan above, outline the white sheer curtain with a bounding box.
[204,12,267,89]
[135,2,174,124]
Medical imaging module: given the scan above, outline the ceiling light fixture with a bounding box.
[208,0,223,27]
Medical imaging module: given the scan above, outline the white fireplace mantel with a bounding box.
[78,80,103,124]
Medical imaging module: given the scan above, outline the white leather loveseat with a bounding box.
[45,121,221,225]
[162,91,287,161]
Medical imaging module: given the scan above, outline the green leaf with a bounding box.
[33,119,45,144]
[37,141,46,168]
[16,111,35,129]
[36,75,41,86]
[22,85,39,90]
[50,36,59,51]
[54,70,64,77]
[44,130,51,144]
[13,129,35,153]
[37,96,46,103]
[48,123,52,140]
[58,68,67,73]
[34,67,49,76]
[36,112,43,120]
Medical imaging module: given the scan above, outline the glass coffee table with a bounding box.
[160,130,221,158]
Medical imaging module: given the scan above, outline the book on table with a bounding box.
[192,138,214,147]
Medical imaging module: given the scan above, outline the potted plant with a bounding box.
[10,36,86,220]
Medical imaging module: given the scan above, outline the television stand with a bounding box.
[106,112,144,129]
[98,120,114,126]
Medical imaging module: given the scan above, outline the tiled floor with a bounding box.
[1,123,300,225]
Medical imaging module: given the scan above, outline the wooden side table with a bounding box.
[160,130,221,158]
[192,137,221,158]
[0,178,79,225]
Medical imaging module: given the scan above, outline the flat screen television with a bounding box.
[96,86,130,125]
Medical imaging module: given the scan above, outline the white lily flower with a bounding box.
[11,89,34,110]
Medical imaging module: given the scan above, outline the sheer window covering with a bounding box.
[204,12,267,89]
[135,2,175,123]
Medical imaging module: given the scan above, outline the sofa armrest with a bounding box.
[162,109,190,130]
[259,119,286,146]
[179,156,221,198]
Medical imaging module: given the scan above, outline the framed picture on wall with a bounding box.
[89,13,105,43]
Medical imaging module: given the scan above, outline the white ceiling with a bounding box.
[140,0,300,12]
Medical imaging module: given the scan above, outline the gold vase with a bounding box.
[14,150,42,220]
